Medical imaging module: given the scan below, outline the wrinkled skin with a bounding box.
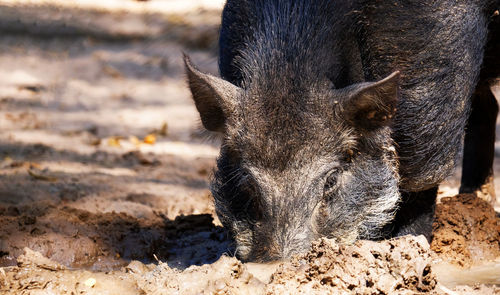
[185,0,498,262]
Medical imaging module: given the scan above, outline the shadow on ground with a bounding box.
[0,201,234,270]
[0,139,230,270]
[0,2,221,51]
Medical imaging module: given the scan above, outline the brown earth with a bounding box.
[1,217,499,294]
[431,194,500,268]
[0,1,499,294]
[0,202,230,270]
[0,194,499,294]
[266,236,437,294]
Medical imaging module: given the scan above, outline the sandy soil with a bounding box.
[0,1,499,294]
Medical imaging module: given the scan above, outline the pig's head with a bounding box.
[184,55,401,262]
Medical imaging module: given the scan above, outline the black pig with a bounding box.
[185,0,500,261]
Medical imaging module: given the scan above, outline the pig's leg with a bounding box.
[460,81,498,205]
[386,187,437,241]
[460,15,500,205]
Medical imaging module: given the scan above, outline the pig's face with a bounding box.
[185,55,401,261]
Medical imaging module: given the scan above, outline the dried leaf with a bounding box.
[18,85,46,93]
[148,122,168,137]
[28,169,57,182]
[103,65,123,79]
[158,122,168,136]
[129,135,141,146]
[143,134,156,145]
[0,156,13,168]
[29,162,42,169]
[122,151,159,166]
[88,138,101,146]
[107,136,122,147]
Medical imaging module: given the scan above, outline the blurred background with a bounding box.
[0,0,226,208]
[0,0,223,148]
[0,0,232,270]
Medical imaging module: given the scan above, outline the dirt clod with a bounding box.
[267,235,436,294]
[431,194,500,267]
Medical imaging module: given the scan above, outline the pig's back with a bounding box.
[218,0,495,191]
[356,1,493,191]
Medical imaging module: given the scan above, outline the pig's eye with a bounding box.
[323,168,340,196]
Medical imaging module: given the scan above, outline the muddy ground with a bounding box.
[0,1,499,294]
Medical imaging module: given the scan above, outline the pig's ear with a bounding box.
[184,54,242,132]
[345,71,400,131]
